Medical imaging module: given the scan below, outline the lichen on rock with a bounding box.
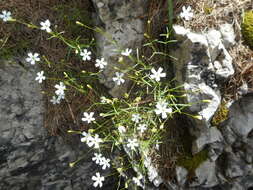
[211,101,229,126]
[242,10,253,49]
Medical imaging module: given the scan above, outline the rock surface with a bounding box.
[0,61,116,190]
[192,127,223,154]
[171,25,235,135]
[92,0,150,97]
[189,94,253,189]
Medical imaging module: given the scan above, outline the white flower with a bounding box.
[131,114,141,123]
[180,6,194,21]
[100,157,110,170]
[118,126,126,133]
[81,112,95,124]
[35,71,46,83]
[95,58,107,69]
[57,93,65,101]
[0,10,12,22]
[86,134,102,149]
[112,72,125,85]
[100,96,107,103]
[121,48,132,56]
[154,101,172,119]
[50,96,60,104]
[133,175,143,187]
[40,19,52,33]
[26,52,40,65]
[80,131,92,143]
[80,49,91,61]
[137,124,147,133]
[92,153,103,164]
[92,172,105,188]
[55,82,66,96]
[127,138,138,150]
[150,67,166,82]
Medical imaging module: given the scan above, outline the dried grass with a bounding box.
[224,42,253,100]
[181,0,251,32]
[174,0,253,100]
[0,0,98,136]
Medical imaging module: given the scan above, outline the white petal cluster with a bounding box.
[150,67,166,82]
[92,153,111,170]
[50,96,61,105]
[131,113,141,123]
[92,153,103,164]
[81,132,102,149]
[100,157,110,170]
[112,72,125,85]
[154,100,172,119]
[127,138,138,150]
[133,175,143,187]
[118,125,126,133]
[50,82,66,104]
[40,19,52,33]
[180,6,194,21]
[35,71,46,83]
[121,48,132,56]
[26,52,40,65]
[80,49,91,61]
[0,10,12,22]
[137,124,147,133]
[82,112,95,124]
[87,134,103,149]
[92,172,105,188]
[95,58,107,70]
[55,82,66,97]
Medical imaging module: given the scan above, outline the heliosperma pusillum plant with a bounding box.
[1,9,203,188]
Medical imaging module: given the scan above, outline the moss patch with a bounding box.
[242,11,253,49]
[211,102,229,126]
[177,149,209,178]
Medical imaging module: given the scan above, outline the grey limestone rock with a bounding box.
[176,166,188,186]
[192,127,223,154]
[227,93,253,137]
[91,0,150,97]
[171,25,235,134]
[190,160,218,188]
[0,61,115,190]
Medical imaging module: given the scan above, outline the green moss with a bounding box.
[175,116,209,178]
[211,102,229,126]
[177,149,209,175]
[242,11,253,49]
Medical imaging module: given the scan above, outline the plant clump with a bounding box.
[242,10,253,49]
[0,2,207,188]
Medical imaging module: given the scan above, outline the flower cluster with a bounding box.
[92,153,110,170]
[53,82,66,103]
[81,132,102,149]
[80,112,111,188]
[1,9,188,188]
